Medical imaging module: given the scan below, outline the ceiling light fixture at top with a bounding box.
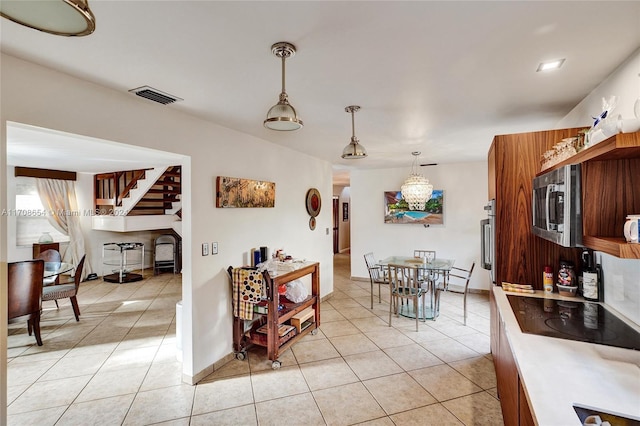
[341,105,367,159]
[536,58,565,72]
[264,42,303,131]
[0,0,95,36]
[401,152,433,211]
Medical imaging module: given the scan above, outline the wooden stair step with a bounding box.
[147,188,181,194]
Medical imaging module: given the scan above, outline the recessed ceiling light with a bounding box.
[537,59,565,72]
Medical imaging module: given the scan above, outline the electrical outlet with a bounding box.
[202,243,209,256]
[212,242,218,255]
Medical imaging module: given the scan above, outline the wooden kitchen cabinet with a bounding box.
[494,295,535,426]
[488,129,584,289]
[496,309,519,425]
[538,131,640,259]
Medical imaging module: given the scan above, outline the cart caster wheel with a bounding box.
[235,351,246,361]
[271,360,281,369]
[311,328,318,335]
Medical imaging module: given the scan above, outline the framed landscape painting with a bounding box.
[383,190,444,225]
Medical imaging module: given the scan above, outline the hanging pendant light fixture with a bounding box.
[341,105,367,159]
[401,152,433,211]
[264,42,303,131]
[0,0,95,36]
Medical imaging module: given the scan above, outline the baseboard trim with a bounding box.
[183,292,335,385]
[321,291,334,302]
[182,351,236,385]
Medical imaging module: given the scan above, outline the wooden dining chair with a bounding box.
[36,248,62,286]
[42,255,85,321]
[8,259,45,346]
[364,252,389,309]
[436,262,475,325]
[387,263,425,331]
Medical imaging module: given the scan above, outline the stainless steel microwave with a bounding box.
[532,164,582,247]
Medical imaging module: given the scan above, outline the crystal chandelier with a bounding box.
[401,152,433,211]
[341,105,367,159]
[264,42,303,131]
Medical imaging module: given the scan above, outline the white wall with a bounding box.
[350,161,491,291]
[556,48,640,325]
[1,53,334,389]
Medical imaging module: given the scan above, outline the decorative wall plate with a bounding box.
[309,216,316,230]
[306,188,321,217]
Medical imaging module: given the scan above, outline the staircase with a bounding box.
[92,166,182,235]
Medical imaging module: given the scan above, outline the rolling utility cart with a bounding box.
[228,261,320,369]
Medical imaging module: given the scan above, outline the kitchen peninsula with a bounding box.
[493,287,640,425]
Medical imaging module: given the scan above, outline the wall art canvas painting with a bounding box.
[216,176,276,208]
[384,190,444,225]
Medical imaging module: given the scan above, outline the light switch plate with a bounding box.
[202,243,209,256]
[212,242,218,255]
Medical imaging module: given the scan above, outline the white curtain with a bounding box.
[36,179,92,280]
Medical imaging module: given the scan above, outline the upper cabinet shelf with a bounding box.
[538,131,640,176]
[582,236,640,259]
[572,131,640,259]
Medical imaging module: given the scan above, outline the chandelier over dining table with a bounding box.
[401,152,433,211]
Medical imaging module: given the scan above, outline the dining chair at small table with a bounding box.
[413,249,436,283]
[8,259,45,346]
[413,250,436,262]
[42,255,86,322]
[435,262,475,325]
[364,252,389,309]
[387,263,425,331]
[36,248,62,286]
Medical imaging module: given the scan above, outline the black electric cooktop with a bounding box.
[507,295,640,351]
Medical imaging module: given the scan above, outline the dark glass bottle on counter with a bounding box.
[582,249,599,302]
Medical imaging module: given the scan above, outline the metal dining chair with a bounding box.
[8,259,45,346]
[413,249,436,283]
[413,250,436,262]
[364,252,389,309]
[387,263,425,331]
[435,262,475,325]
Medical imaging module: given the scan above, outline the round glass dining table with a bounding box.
[43,262,74,280]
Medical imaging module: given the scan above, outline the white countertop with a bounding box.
[493,287,640,425]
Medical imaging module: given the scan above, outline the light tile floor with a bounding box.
[7,254,504,425]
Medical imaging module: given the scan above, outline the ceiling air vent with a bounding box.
[128,86,183,105]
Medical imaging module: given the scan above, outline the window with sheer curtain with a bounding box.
[15,177,69,246]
